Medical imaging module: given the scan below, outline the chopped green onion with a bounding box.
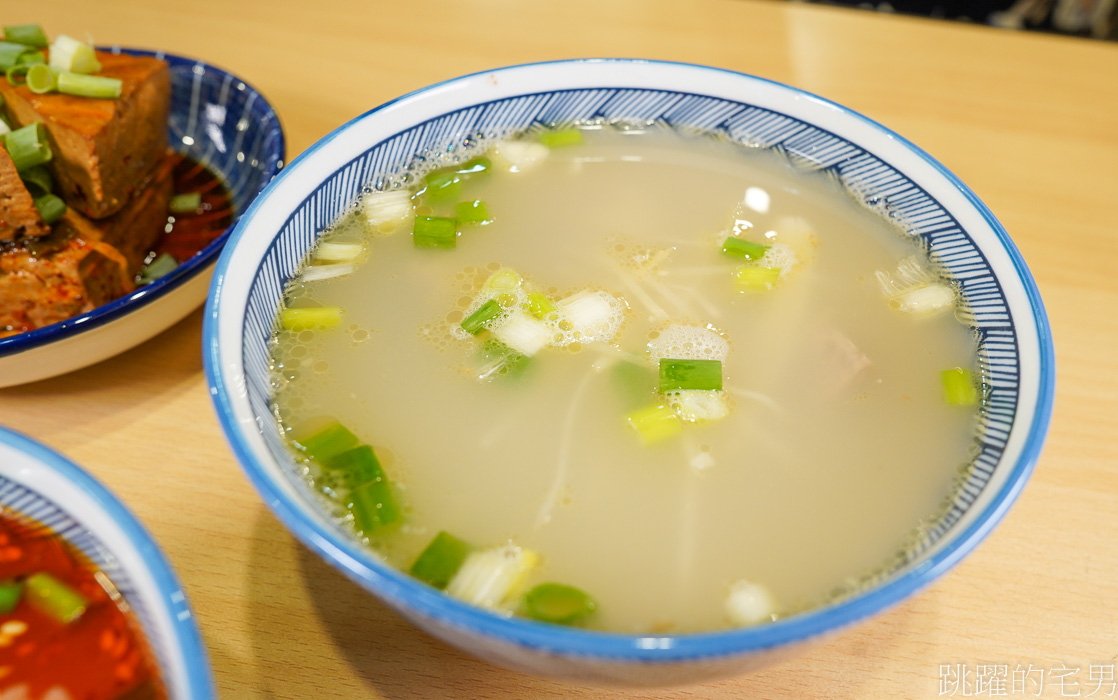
[522,583,597,625]
[4,24,48,49]
[455,199,492,225]
[25,63,56,94]
[483,267,522,291]
[0,580,22,614]
[4,63,31,85]
[25,572,87,624]
[48,35,101,75]
[721,237,770,261]
[525,292,556,319]
[891,284,955,317]
[461,299,503,335]
[538,128,583,148]
[323,445,402,533]
[626,403,682,444]
[169,192,201,213]
[410,531,473,590]
[446,544,539,609]
[138,252,177,284]
[4,122,52,172]
[473,339,531,381]
[941,367,978,406]
[290,418,359,463]
[412,216,457,249]
[492,310,552,357]
[20,164,52,196]
[455,156,492,177]
[612,361,657,409]
[17,51,45,66]
[348,479,401,533]
[279,306,342,330]
[313,241,363,263]
[57,71,121,99]
[667,389,730,422]
[32,193,65,224]
[325,445,386,490]
[0,41,38,71]
[659,358,722,392]
[733,266,782,291]
[422,170,461,204]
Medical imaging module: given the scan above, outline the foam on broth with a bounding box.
[270,125,979,633]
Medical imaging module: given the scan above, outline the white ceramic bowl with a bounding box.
[0,48,284,388]
[0,426,214,698]
[204,59,1055,686]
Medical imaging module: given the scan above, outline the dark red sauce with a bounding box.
[151,154,234,264]
[0,512,166,700]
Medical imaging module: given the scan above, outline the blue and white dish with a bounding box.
[0,48,285,388]
[204,59,1055,685]
[0,426,214,698]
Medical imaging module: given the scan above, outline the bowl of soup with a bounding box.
[203,59,1054,685]
[0,46,284,387]
[0,426,214,699]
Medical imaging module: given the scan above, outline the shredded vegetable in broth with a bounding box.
[269,124,981,633]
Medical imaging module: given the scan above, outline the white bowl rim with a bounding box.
[0,425,215,696]
[0,48,285,363]
[204,58,1056,662]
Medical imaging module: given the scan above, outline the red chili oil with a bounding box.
[151,153,235,263]
[0,512,166,700]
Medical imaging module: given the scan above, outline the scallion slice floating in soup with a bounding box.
[941,367,979,406]
[290,418,359,463]
[721,237,769,261]
[522,582,597,625]
[659,359,722,392]
[410,531,474,590]
[413,216,457,249]
[537,128,583,149]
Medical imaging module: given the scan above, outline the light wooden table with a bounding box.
[5,1,1117,697]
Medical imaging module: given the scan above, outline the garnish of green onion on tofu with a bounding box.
[724,579,777,627]
[445,543,539,610]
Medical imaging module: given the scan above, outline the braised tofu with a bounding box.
[0,151,174,334]
[0,51,170,220]
[0,215,132,334]
[0,146,48,241]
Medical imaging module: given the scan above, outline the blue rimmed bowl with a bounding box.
[0,426,214,698]
[204,59,1055,685]
[0,48,284,388]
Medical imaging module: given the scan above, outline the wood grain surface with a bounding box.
[3,1,1117,697]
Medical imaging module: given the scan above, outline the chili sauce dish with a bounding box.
[0,425,214,699]
[0,33,284,387]
[204,60,1054,685]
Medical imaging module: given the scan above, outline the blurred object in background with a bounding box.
[805,0,1118,39]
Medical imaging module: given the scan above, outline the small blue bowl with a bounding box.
[0,48,284,387]
[204,59,1055,685]
[0,426,214,698]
